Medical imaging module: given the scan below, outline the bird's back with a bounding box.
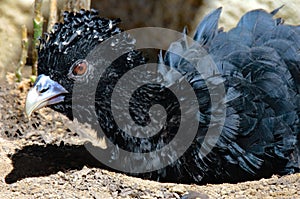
[157,7,300,183]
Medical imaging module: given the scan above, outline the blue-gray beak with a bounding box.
[25,74,68,117]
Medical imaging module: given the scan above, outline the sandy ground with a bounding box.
[0,75,299,199]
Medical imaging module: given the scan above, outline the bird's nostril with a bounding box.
[40,87,49,93]
[36,84,50,93]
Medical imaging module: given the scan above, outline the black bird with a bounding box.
[25,7,300,184]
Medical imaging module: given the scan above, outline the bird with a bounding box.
[25,7,300,184]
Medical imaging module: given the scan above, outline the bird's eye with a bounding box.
[72,60,88,76]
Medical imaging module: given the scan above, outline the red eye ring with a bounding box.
[72,60,88,76]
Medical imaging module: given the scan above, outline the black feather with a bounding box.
[34,7,300,184]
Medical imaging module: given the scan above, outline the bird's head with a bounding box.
[25,9,125,119]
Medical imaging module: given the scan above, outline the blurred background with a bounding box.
[0,0,299,81]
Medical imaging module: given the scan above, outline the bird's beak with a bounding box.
[25,74,68,117]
